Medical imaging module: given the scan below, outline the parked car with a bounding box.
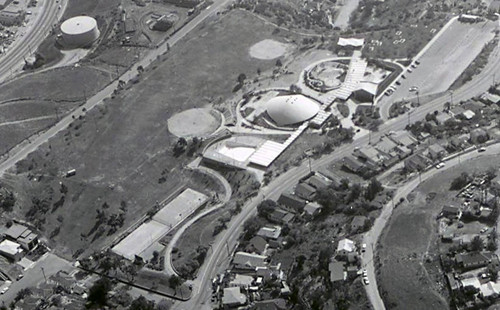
[363,277,370,285]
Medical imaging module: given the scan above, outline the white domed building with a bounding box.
[266,95,320,126]
[60,16,100,48]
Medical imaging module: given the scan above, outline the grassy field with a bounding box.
[377,154,500,309]
[3,9,293,259]
[0,67,112,155]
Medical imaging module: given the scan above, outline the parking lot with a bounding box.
[379,19,497,106]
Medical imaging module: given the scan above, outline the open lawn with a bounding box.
[3,9,292,259]
[377,154,500,309]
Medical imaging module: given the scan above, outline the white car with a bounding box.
[363,277,370,285]
[435,162,445,169]
[362,243,367,252]
[362,269,368,277]
[0,287,8,294]
[480,227,488,234]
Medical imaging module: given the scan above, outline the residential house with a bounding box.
[329,261,346,283]
[269,208,294,225]
[229,274,254,288]
[0,239,23,261]
[246,236,268,255]
[232,252,267,270]
[4,223,38,250]
[341,156,364,173]
[463,100,485,114]
[427,143,446,160]
[353,146,385,166]
[307,174,332,189]
[336,238,356,256]
[351,215,367,232]
[445,273,461,293]
[470,128,489,144]
[404,154,430,172]
[346,265,359,278]
[222,287,247,308]
[449,134,470,149]
[450,106,466,118]
[435,112,452,125]
[304,202,323,218]
[277,193,306,212]
[480,92,500,105]
[455,252,499,270]
[257,226,282,240]
[294,182,316,201]
[252,299,287,310]
[441,205,461,220]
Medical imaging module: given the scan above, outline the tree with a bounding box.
[450,172,470,190]
[365,178,383,201]
[129,296,155,310]
[275,59,282,67]
[87,277,112,308]
[257,199,277,219]
[471,236,484,252]
[237,73,246,84]
[169,275,182,290]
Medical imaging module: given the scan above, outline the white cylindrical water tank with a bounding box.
[60,16,100,48]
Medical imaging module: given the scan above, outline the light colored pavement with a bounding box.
[1,253,74,304]
[378,16,500,120]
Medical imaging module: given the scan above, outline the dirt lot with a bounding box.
[377,154,500,310]
[2,9,295,259]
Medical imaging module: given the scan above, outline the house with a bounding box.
[446,273,461,293]
[388,131,419,149]
[246,236,268,255]
[427,143,446,160]
[294,182,316,201]
[480,92,500,105]
[375,136,398,155]
[351,215,367,232]
[441,205,461,219]
[463,100,485,114]
[252,299,287,310]
[336,238,356,256]
[4,223,38,250]
[256,265,282,281]
[277,193,306,212]
[449,134,470,149]
[229,274,254,288]
[307,174,332,189]
[0,239,23,261]
[341,156,364,173]
[304,202,323,218]
[329,261,346,283]
[346,265,358,278]
[269,208,294,225]
[222,287,247,308]
[435,112,452,125]
[257,226,282,240]
[455,252,499,270]
[354,146,385,165]
[450,106,466,118]
[470,128,489,144]
[462,110,476,120]
[404,154,430,172]
[232,252,267,270]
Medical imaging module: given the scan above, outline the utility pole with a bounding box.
[41,267,47,282]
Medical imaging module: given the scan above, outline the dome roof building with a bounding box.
[266,95,320,126]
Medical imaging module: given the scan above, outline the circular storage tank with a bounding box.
[60,16,100,48]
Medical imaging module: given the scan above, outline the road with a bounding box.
[0,0,66,84]
[0,0,235,177]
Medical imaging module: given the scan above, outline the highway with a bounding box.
[0,0,66,84]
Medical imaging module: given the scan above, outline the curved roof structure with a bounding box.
[266,95,320,126]
[61,16,97,35]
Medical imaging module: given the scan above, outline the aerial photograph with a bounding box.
[0,0,499,309]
